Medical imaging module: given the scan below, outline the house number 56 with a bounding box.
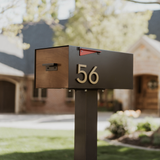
[76,64,99,84]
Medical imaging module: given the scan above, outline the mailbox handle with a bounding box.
[42,63,59,71]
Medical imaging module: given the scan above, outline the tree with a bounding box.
[53,0,152,52]
[0,0,58,49]
[126,0,160,4]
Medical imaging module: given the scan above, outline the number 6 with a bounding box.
[89,66,99,84]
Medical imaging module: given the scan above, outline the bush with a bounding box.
[137,117,159,132]
[108,113,135,137]
[137,122,151,131]
[140,136,151,144]
[153,133,160,146]
[139,133,147,138]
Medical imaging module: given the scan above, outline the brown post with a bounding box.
[74,90,97,160]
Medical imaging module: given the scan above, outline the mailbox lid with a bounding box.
[68,45,133,89]
[35,46,69,88]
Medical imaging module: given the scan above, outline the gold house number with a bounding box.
[76,64,99,84]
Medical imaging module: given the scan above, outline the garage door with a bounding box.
[0,81,15,113]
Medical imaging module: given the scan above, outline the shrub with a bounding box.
[153,133,160,146]
[139,133,147,138]
[140,136,151,144]
[137,122,151,131]
[108,113,135,137]
[137,117,159,132]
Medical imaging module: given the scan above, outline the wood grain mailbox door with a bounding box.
[35,45,133,89]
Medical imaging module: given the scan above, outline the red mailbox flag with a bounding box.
[79,48,101,56]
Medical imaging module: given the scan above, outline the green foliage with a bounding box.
[108,113,135,137]
[1,0,58,49]
[140,136,151,144]
[137,117,159,132]
[23,0,58,22]
[1,128,160,160]
[137,122,152,131]
[53,0,152,52]
[153,133,160,146]
[139,133,160,145]
[0,128,160,160]
[139,133,147,138]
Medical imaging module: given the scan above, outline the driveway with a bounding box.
[0,112,112,131]
[0,112,159,131]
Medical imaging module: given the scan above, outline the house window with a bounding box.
[33,81,47,99]
[66,89,75,101]
[148,80,158,90]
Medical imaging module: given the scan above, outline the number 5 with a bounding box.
[77,64,87,83]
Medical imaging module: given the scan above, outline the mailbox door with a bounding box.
[68,46,133,89]
[35,46,69,88]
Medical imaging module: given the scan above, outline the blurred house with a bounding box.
[0,20,75,114]
[114,10,160,113]
[0,10,160,114]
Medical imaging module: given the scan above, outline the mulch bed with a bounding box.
[106,131,160,149]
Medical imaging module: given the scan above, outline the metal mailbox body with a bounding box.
[35,45,133,89]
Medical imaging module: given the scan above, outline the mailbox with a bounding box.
[35,45,133,160]
[35,45,133,89]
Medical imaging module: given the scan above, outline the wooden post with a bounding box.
[74,90,97,160]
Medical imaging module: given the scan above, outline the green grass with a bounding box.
[0,128,160,160]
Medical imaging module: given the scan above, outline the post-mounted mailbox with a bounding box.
[35,45,133,89]
[35,45,133,160]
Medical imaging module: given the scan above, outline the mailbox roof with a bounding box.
[35,45,69,50]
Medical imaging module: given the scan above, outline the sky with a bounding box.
[58,0,160,19]
[58,0,75,19]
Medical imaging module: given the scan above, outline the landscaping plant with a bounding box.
[108,113,135,137]
[153,133,160,146]
[137,117,159,132]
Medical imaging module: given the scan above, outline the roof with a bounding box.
[127,35,160,58]
[0,20,68,76]
[22,20,54,75]
[148,10,160,42]
[0,35,23,58]
[0,35,25,76]
[0,62,24,77]
[145,36,160,53]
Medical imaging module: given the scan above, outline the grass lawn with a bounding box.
[0,128,160,160]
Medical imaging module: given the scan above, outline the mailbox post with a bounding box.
[35,45,133,160]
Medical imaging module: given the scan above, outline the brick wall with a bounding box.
[25,78,75,114]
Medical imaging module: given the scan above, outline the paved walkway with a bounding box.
[0,112,160,131]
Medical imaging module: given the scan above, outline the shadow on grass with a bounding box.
[1,145,160,160]
[0,149,74,160]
